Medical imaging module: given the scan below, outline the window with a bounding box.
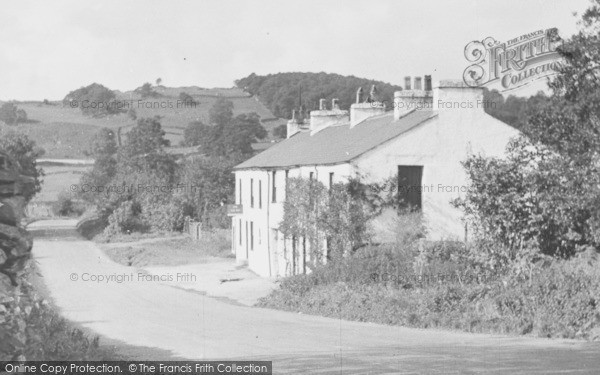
[250,221,254,251]
[329,172,334,189]
[250,178,254,208]
[309,171,314,180]
[238,179,242,204]
[398,166,423,210]
[245,221,249,257]
[272,171,277,203]
[259,180,262,209]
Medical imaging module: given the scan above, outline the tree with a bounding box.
[458,5,600,260]
[156,78,162,86]
[179,92,196,105]
[208,98,234,126]
[15,109,27,124]
[0,103,18,125]
[177,156,235,226]
[273,124,287,139]
[127,108,137,121]
[235,72,403,118]
[0,130,44,201]
[63,83,121,118]
[121,117,170,158]
[137,83,159,99]
[182,120,210,147]
[78,128,118,205]
[218,112,267,156]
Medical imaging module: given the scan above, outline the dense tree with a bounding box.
[121,117,170,158]
[78,128,118,205]
[208,98,234,126]
[236,72,403,118]
[459,3,600,261]
[127,108,137,121]
[136,82,159,99]
[272,124,287,139]
[177,156,235,226]
[63,83,121,117]
[182,120,210,147]
[179,92,196,105]
[0,130,44,201]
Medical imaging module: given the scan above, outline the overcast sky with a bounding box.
[0,0,592,100]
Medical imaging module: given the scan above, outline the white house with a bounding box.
[230,77,520,277]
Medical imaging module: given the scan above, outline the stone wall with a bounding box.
[0,153,33,290]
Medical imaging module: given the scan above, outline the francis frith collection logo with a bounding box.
[463,28,563,92]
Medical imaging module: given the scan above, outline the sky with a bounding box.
[0,0,592,100]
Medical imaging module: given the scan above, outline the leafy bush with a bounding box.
[1,266,109,360]
[52,192,85,217]
[258,254,600,339]
[0,103,28,126]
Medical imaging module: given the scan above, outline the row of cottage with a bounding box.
[230,77,519,277]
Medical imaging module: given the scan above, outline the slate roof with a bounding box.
[234,109,437,170]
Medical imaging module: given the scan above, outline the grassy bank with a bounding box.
[258,244,600,340]
[100,230,233,267]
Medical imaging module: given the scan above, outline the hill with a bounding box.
[0,87,286,158]
[235,72,404,119]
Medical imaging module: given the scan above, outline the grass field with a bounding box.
[26,163,91,218]
[2,87,284,158]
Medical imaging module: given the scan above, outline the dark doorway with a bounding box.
[398,165,423,210]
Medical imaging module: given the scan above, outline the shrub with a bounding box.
[52,192,85,217]
[259,242,600,339]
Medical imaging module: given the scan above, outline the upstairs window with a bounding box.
[250,178,254,208]
[259,180,262,209]
[272,171,277,203]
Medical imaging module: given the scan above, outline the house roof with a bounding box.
[234,109,437,170]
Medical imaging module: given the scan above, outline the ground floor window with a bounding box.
[398,165,423,210]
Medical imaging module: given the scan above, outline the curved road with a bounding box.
[30,220,600,374]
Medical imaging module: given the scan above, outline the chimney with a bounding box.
[309,98,349,135]
[424,75,432,91]
[433,79,484,112]
[404,76,411,90]
[414,77,422,90]
[394,75,433,120]
[350,85,386,127]
[287,109,309,138]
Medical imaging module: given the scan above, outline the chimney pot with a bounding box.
[414,77,422,90]
[319,98,326,110]
[356,87,363,103]
[425,75,432,91]
[332,98,339,110]
[404,76,411,90]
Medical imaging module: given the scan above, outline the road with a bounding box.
[30,219,600,374]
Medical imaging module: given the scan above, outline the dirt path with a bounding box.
[29,219,600,374]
